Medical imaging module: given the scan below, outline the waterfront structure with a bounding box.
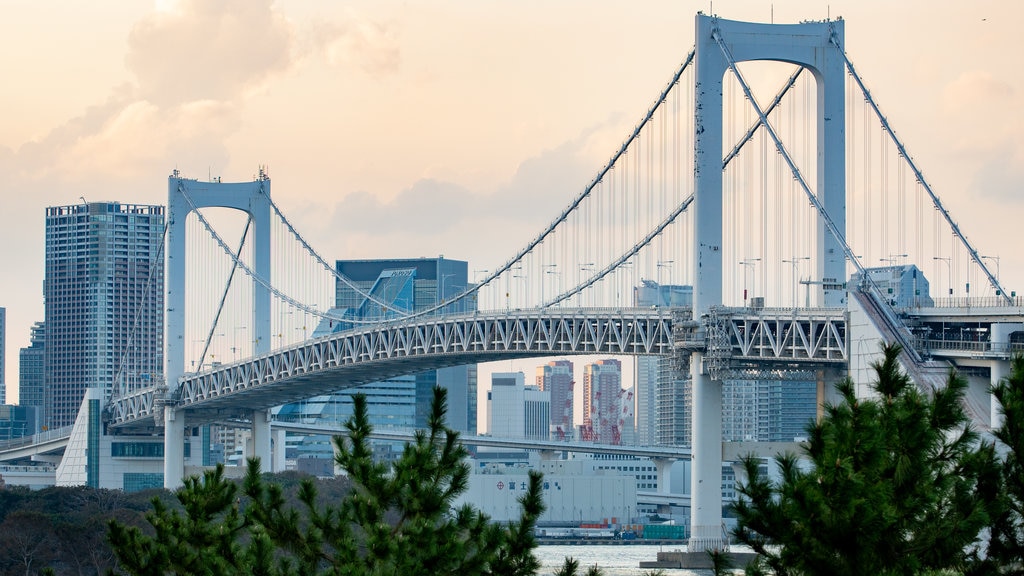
[582,359,623,444]
[18,322,45,413]
[633,281,693,446]
[459,458,637,524]
[488,372,550,440]
[43,202,165,428]
[276,257,477,434]
[536,359,574,439]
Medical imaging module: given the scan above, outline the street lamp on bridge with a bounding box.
[781,257,810,308]
[739,258,761,307]
[981,255,1001,294]
[880,253,908,267]
[656,260,674,287]
[933,256,953,297]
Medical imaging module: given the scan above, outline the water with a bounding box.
[534,544,712,576]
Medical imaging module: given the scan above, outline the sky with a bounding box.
[1,1,1023,424]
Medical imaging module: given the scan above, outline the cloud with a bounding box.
[305,14,401,76]
[303,120,620,267]
[939,70,1024,202]
[126,0,293,107]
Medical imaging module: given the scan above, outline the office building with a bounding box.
[633,281,692,446]
[721,378,817,442]
[536,359,573,439]
[43,202,165,428]
[487,372,550,440]
[276,257,477,434]
[582,359,623,444]
[18,322,45,411]
[853,264,933,307]
[0,404,38,440]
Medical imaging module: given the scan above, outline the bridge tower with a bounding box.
[690,14,845,551]
[165,172,273,488]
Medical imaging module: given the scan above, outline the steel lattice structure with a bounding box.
[107,306,852,428]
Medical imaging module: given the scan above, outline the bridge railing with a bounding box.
[0,425,74,452]
[920,339,1024,357]
[925,296,1024,309]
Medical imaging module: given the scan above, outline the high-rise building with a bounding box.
[721,378,817,442]
[43,203,165,428]
[536,359,573,438]
[276,257,477,433]
[633,281,693,446]
[487,372,549,440]
[0,307,5,405]
[18,322,45,411]
[582,359,623,444]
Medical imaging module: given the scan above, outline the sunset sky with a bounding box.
[1,0,1022,412]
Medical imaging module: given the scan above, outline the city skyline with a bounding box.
[2,1,1023,404]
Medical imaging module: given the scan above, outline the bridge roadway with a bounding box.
[110,306,850,428]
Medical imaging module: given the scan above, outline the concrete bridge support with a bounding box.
[991,323,1023,429]
[691,14,845,551]
[163,174,272,488]
[273,428,287,472]
[252,410,273,471]
[653,457,673,494]
[163,406,185,489]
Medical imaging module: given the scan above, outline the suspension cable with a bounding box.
[261,188,407,314]
[196,216,251,369]
[832,33,1011,304]
[546,195,694,306]
[177,182,364,323]
[712,20,920,359]
[722,66,804,169]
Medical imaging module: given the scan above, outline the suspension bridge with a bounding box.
[3,14,1023,551]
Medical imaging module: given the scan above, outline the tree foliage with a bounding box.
[733,342,997,576]
[985,354,1024,571]
[108,387,544,575]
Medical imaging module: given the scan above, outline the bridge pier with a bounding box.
[653,457,673,494]
[272,427,287,472]
[163,406,185,489]
[689,356,724,551]
[252,409,272,471]
[991,323,1023,429]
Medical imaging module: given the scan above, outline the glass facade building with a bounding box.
[43,203,165,428]
[276,257,477,434]
[633,281,693,446]
[18,321,45,411]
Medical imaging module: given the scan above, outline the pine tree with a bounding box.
[983,354,1024,571]
[109,386,545,575]
[732,342,997,575]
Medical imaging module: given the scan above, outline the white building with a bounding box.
[488,372,550,440]
[459,459,637,524]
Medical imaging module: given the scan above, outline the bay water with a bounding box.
[535,544,713,576]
